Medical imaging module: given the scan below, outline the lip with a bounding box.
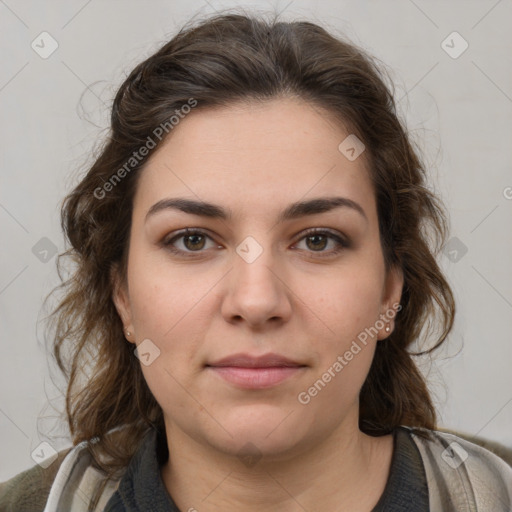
[207,352,304,368]
[206,352,307,389]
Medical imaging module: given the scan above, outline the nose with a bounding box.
[220,243,293,329]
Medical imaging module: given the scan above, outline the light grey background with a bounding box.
[1,0,511,481]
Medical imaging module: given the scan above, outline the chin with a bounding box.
[213,430,303,463]
[203,406,315,461]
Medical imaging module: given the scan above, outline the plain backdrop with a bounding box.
[1,0,511,481]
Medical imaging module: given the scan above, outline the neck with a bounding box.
[160,420,393,512]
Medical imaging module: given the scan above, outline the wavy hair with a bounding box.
[49,11,454,491]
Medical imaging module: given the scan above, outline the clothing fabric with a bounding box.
[1,426,511,511]
[104,426,430,511]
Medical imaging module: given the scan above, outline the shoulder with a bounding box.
[0,441,121,512]
[0,447,71,512]
[43,440,121,512]
[403,426,512,511]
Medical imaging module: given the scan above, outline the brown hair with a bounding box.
[50,10,454,487]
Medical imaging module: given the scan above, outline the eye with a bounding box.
[162,227,349,258]
[293,228,349,256]
[163,228,220,254]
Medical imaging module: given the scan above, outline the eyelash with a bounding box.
[162,227,349,258]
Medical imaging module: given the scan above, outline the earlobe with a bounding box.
[110,263,135,343]
[379,265,404,339]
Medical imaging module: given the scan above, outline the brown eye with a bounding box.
[163,229,219,254]
[305,234,328,251]
[183,233,206,251]
[294,229,349,256]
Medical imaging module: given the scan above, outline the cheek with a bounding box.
[130,282,209,370]
[292,261,385,398]
[130,271,211,415]
[303,263,384,341]
[126,246,212,339]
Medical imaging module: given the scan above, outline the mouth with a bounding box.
[205,353,307,389]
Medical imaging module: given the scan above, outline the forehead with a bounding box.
[133,97,375,219]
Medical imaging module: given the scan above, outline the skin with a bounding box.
[113,97,404,512]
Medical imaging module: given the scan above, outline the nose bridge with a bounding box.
[221,234,292,326]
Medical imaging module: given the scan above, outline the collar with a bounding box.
[371,426,429,511]
[104,427,179,511]
[105,425,428,511]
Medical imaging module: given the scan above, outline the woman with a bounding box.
[1,11,511,512]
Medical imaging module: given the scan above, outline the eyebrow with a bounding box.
[145,196,367,223]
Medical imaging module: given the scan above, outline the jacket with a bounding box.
[1,426,511,511]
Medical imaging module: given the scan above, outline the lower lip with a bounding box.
[207,366,304,389]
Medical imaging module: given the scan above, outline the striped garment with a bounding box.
[1,426,511,511]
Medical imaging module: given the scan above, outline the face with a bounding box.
[113,97,403,460]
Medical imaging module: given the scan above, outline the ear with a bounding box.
[110,263,135,344]
[378,264,404,340]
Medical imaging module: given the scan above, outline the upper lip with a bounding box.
[207,353,305,368]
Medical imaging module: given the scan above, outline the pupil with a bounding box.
[185,234,205,250]
[307,235,327,251]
